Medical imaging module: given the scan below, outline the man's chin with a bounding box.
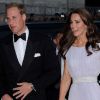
[11,30,17,34]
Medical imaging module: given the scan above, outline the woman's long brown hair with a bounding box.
[59,8,100,59]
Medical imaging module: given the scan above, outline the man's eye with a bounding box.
[76,21,80,23]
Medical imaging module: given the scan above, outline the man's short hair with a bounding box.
[6,2,26,15]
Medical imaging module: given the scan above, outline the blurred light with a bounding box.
[97,9,100,13]
[61,14,64,17]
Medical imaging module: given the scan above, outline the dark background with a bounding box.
[85,0,100,7]
[0,22,67,39]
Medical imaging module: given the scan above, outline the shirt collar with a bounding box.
[13,26,29,43]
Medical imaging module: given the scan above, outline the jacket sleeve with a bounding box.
[33,38,61,93]
[0,48,8,98]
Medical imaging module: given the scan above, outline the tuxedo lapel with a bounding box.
[3,35,21,71]
[18,33,39,80]
[3,33,39,80]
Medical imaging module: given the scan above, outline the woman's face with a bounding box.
[70,13,87,37]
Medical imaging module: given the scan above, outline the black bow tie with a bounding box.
[14,33,26,42]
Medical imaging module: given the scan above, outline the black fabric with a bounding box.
[14,33,26,42]
[97,73,100,85]
[0,31,61,100]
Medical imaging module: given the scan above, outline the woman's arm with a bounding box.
[59,60,71,100]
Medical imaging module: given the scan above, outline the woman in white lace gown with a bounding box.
[59,8,100,100]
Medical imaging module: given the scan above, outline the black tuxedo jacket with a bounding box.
[0,30,61,100]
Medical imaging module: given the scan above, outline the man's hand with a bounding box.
[2,94,13,100]
[13,82,33,100]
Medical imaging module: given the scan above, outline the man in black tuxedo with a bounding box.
[46,32,63,100]
[0,3,60,100]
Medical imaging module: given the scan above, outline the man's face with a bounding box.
[6,7,26,35]
[53,33,63,47]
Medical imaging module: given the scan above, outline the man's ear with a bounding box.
[22,14,26,21]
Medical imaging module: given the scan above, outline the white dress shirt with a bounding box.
[13,27,29,66]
